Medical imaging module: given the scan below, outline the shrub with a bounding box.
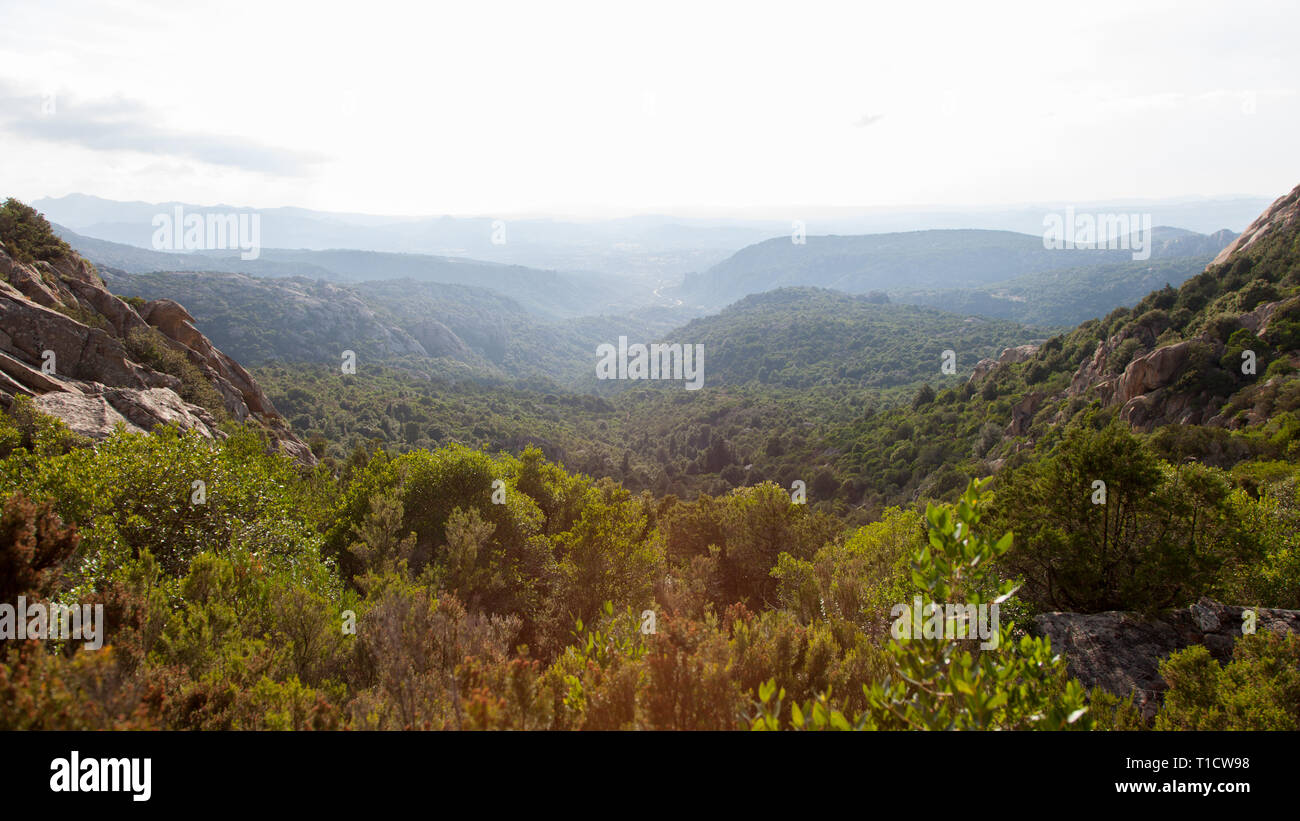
[1155,631,1300,730]
[0,198,71,265]
[753,480,1090,730]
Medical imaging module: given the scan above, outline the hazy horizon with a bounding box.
[28,190,1281,224]
[3,0,1297,216]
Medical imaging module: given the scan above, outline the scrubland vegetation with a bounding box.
[4,196,1300,731]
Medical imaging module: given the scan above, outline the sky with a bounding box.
[0,0,1297,217]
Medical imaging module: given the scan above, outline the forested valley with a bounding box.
[4,185,1300,731]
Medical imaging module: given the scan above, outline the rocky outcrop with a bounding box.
[1113,340,1194,405]
[32,391,145,439]
[0,281,166,389]
[0,245,314,465]
[102,386,224,438]
[1043,186,1299,433]
[1061,295,1300,431]
[1117,388,1211,429]
[1033,598,1300,718]
[403,318,474,361]
[969,344,1040,384]
[1068,319,1162,400]
[138,298,269,420]
[1007,390,1045,436]
[1211,182,1300,266]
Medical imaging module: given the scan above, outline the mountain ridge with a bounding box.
[678,226,1239,310]
[52,223,656,320]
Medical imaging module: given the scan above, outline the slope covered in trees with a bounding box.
[56,224,649,320]
[675,226,1233,310]
[3,187,1300,731]
[893,254,1219,327]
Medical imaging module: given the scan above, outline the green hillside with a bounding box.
[5,186,1300,733]
[894,255,1216,327]
[679,226,1234,311]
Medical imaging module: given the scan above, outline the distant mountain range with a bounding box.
[35,192,1270,280]
[57,213,1237,395]
[675,227,1238,317]
[38,194,1256,408]
[53,224,662,320]
[101,269,1048,399]
[35,193,776,278]
[891,231,1238,327]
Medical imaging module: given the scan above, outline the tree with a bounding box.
[0,198,72,264]
[348,485,417,579]
[994,419,1247,612]
[912,384,936,409]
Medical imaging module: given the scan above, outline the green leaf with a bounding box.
[994,531,1014,554]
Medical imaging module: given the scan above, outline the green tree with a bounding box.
[995,419,1247,611]
[0,198,71,264]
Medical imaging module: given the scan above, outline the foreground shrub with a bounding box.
[1155,631,1300,730]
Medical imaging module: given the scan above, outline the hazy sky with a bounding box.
[1,0,1297,216]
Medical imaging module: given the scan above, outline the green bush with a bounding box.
[0,198,71,265]
[753,479,1091,730]
[1155,631,1300,730]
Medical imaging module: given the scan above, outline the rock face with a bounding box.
[1062,293,1300,432]
[102,386,224,437]
[1039,181,1300,435]
[32,391,145,438]
[1007,391,1045,436]
[969,344,1040,384]
[1114,340,1194,405]
[1033,599,1300,718]
[1211,183,1300,266]
[0,245,314,465]
[138,298,276,420]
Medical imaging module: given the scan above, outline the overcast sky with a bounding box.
[1,0,1297,217]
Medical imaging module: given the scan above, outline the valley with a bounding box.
[6,2,1300,804]
[4,181,1299,734]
